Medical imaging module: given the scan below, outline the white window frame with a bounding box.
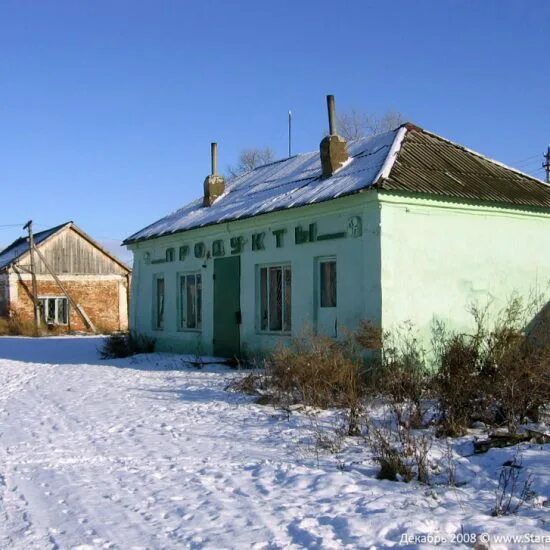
[38,296,69,326]
[319,257,337,308]
[152,274,165,330]
[257,263,292,334]
[177,272,202,332]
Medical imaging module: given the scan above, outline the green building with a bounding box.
[124,97,550,357]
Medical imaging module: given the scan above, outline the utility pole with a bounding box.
[23,220,40,333]
[544,145,550,184]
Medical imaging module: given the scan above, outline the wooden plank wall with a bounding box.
[34,229,128,276]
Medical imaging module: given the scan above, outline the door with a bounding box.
[213,256,241,357]
[316,257,337,337]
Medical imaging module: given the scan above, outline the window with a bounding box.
[154,276,165,329]
[259,265,291,332]
[179,245,189,261]
[38,297,68,325]
[179,273,202,330]
[320,260,337,307]
[166,248,175,262]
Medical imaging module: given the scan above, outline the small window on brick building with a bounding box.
[39,297,69,325]
[166,248,175,262]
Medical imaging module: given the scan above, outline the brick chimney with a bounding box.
[203,142,225,206]
[320,95,349,178]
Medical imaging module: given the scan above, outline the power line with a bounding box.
[514,161,540,170]
[511,153,540,165]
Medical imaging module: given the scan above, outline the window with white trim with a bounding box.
[319,260,337,307]
[39,297,68,325]
[153,275,165,330]
[259,265,291,332]
[178,272,202,330]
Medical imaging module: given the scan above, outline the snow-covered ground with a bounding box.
[0,337,548,549]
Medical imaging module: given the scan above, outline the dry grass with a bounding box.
[0,311,41,336]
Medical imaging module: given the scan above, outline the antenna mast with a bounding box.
[544,145,550,184]
[288,110,292,158]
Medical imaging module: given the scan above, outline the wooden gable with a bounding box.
[19,225,130,276]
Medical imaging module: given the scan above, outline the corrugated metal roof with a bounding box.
[0,223,70,271]
[380,126,550,208]
[124,124,550,244]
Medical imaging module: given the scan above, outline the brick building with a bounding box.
[0,222,131,332]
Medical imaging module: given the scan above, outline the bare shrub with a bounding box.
[303,410,348,467]
[435,297,550,435]
[435,333,486,436]
[267,330,365,435]
[443,438,457,487]
[490,334,550,432]
[492,452,535,516]
[369,323,429,429]
[366,413,432,483]
[368,424,413,482]
[355,320,383,351]
[100,332,155,359]
[225,372,269,398]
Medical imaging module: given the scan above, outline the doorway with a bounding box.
[213,256,241,357]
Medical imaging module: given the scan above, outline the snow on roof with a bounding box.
[124,129,403,244]
[0,223,70,271]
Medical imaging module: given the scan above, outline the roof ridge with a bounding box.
[373,126,409,184]
[0,236,26,257]
[32,221,72,239]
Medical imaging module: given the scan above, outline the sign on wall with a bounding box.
[145,216,362,264]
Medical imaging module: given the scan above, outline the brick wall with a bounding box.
[13,277,128,332]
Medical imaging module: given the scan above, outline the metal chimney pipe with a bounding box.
[211,142,218,176]
[327,95,337,136]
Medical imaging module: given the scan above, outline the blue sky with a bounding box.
[0,1,549,256]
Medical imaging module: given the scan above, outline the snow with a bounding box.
[0,336,549,549]
[124,130,403,244]
[374,126,407,182]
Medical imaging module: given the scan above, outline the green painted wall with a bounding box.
[379,192,550,344]
[127,193,382,355]
[127,189,550,357]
